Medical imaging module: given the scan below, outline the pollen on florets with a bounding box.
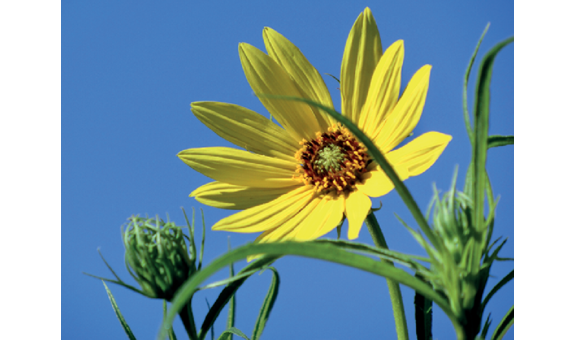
[295,124,371,194]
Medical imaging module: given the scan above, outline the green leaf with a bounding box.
[414,280,433,340]
[163,301,178,340]
[251,268,280,340]
[480,313,492,340]
[217,328,250,340]
[102,281,137,340]
[198,209,206,270]
[198,256,278,340]
[226,239,236,340]
[470,35,514,274]
[481,269,514,312]
[159,241,455,340]
[205,299,215,340]
[491,305,513,340]
[463,24,490,142]
[487,135,514,149]
[182,207,197,266]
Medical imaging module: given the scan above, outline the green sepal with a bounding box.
[102,281,137,340]
[251,267,280,340]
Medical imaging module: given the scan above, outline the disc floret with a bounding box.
[295,124,370,194]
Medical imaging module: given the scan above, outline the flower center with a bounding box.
[295,124,371,194]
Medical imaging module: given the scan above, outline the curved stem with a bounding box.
[365,212,409,340]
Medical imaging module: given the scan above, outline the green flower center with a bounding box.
[313,144,345,173]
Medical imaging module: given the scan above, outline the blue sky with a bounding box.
[62,1,513,339]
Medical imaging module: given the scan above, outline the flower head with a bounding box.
[179,8,451,243]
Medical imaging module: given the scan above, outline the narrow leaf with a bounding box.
[160,242,455,340]
[163,301,178,340]
[414,288,433,340]
[251,268,280,340]
[198,256,278,340]
[471,36,514,273]
[487,135,514,149]
[463,24,490,141]
[102,281,137,340]
[217,328,250,340]
[491,305,514,340]
[481,269,514,312]
[226,239,236,340]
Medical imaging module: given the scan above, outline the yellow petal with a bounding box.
[386,131,452,177]
[356,163,408,198]
[254,194,323,242]
[374,65,432,153]
[178,147,299,188]
[340,7,383,124]
[345,190,372,239]
[190,181,298,210]
[239,43,323,141]
[299,194,345,241]
[191,102,299,161]
[263,27,335,128]
[358,40,404,137]
[212,185,314,233]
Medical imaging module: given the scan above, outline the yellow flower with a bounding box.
[178,8,451,243]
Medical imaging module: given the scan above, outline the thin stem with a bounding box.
[179,300,198,340]
[365,212,409,340]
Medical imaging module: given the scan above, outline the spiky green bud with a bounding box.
[123,216,193,301]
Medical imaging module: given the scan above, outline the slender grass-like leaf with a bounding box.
[198,269,261,291]
[481,270,514,312]
[259,94,440,251]
[198,256,278,340]
[182,208,197,265]
[205,299,215,340]
[159,241,456,340]
[470,36,514,275]
[225,239,236,340]
[164,301,178,340]
[463,24,490,141]
[102,281,137,340]
[480,313,492,340]
[491,305,513,340]
[217,328,250,340]
[487,135,514,149]
[84,248,145,296]
[414,274,433,340]
[317,239,430,269]
[251,267,280,340]
[198,209,206,270]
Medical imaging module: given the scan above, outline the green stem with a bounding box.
[179,300,198,340]
[365,212,409,340]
